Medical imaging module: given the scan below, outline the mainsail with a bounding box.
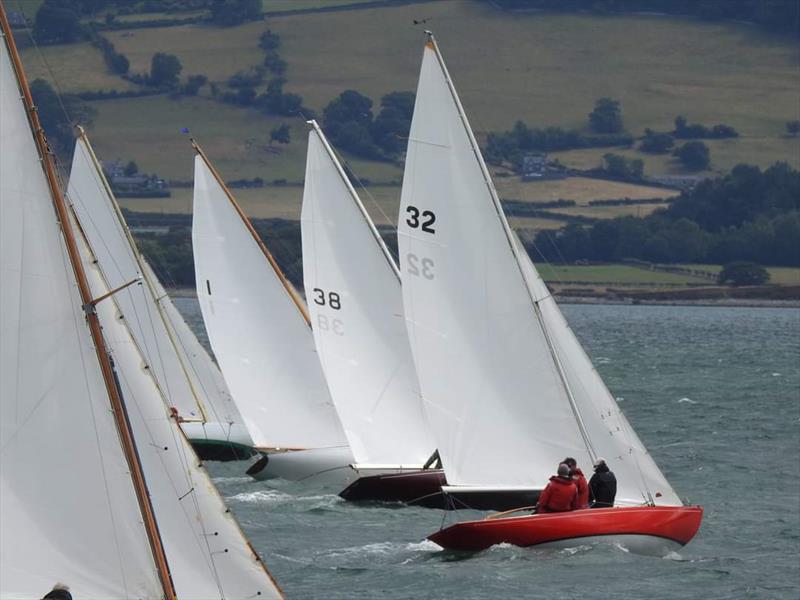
[1,24,162,597]
[192,147,348,451]
[0,9,282,597]
[398,34,680,505]
[301,122,436,466]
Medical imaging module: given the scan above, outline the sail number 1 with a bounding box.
[406,206,436,233]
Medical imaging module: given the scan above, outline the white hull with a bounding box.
[248,446,356,485]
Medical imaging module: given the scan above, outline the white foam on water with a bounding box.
[404,540,441,553]
[772,372,782,377]
[212,476,252,484]
[663,550,685,561]
[678,397,697,404]
[227,489,293,505]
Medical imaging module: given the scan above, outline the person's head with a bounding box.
[557,463,571,479]
[43,584,72,600]
[563,457,577,472]
[593,457,607,472]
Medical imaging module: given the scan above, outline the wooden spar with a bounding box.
[191,140,312,325]
[75,127,211,423]
[307,120,401,280]
[0,7,177,599]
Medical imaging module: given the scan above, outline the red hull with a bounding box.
[428,505,703,552]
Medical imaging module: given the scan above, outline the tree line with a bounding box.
[488,0,800,37]
[530,162,800,267]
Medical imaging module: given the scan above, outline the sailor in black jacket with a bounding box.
[588,457,617,508]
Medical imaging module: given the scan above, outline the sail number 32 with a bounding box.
[406,206,436,233]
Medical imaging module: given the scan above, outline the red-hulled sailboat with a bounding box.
[397,32,703,552]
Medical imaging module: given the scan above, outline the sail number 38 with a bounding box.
[312,288,341,309]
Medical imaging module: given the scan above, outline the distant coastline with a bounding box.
[167,287,800,309]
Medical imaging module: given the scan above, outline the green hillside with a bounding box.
[16,0,800,214]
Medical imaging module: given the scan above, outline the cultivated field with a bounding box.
[13,0,799,226]
[536,264,711,286]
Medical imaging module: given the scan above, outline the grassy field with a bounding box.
[675,264,800,286]
[19,42,139,93]
[536,264,711,286]
[262,0,377,10]
[12,0,799,225]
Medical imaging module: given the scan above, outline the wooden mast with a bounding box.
[192,139,311,324]
[0,6,177,597]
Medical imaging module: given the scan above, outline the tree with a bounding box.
[209,0,262,26]
[149,53,182,88]
[269,124,291,145]
[602,153,643,181]
[640,129,674,154]
[124,161,139,176]
[371,91,415,156]
[588,98,623,134]
[33,3,82,44]
[718,261,770,286]
[673,141,711,171]
[180,74,207,96]
[787,120,800,136]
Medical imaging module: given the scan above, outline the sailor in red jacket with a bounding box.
[564,457,590,509]
[535,463,578,513]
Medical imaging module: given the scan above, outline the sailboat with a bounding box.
[300,121,446,503]
[0,5,283,597]
[67,128,254,461]
[191,142,355,482]
[398,33,702,552]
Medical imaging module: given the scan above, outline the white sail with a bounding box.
[67,138,206,422]
[301,124,436,466]
[512,234,681,505]
[77,222,283,599]
[400,37,679,507]
[141,259,248,435]
[192,153,348,451]
[1,34,160,599]
[398,39,586,488]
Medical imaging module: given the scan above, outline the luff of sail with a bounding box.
[0,10,166,597]
[399,34,679,506]
[192,146,348,451]
[301,122,436,466]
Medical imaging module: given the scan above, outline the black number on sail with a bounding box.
[312,288,342,310]
[407,253,435,280]
[406,205,436,234]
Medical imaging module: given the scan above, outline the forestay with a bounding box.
[77,222,283,599]
[301,124,435,465]
[68,138,207,422]
[1,35,160,599]
[399,37,678,505]
[192,153,347,450]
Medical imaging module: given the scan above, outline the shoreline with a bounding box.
[166,287,800,309]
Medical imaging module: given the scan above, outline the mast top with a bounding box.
[424,30,435,48]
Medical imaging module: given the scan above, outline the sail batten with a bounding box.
[301,123,436,465]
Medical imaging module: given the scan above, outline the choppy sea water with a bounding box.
[173,300,800,599]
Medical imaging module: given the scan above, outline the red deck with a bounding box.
[428,505,703,552]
